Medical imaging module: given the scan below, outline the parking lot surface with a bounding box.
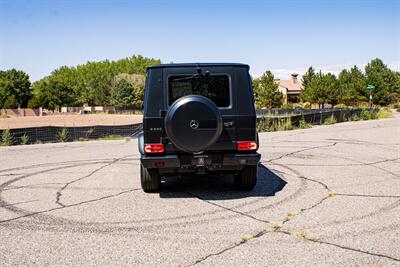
[1,118,399,266]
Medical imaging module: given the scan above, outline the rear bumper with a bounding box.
[140,152,261,170]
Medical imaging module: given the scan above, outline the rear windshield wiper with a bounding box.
[171,67,210,82]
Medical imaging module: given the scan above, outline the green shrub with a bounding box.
[57,128,69,142]
[257,116,294,132]
[35,140,43,144]
[393,103,400,109]
[279,117,294,131]
[281,103,294,109]
[299,118,312,129]
[303,102,311,109]
[1,129,14,146]
[20,133,29,145]
[334,104,347,108]
[351,114,361,121]
[360,110,377,120]
[101,134,124,140]
[323,115,337,125]
[376,109,392,119]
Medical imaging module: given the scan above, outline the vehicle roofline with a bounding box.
[147,63,250,71]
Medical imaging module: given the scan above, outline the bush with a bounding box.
[334,104,347,108]
[299,118,312,129]
[376,109,392,119]
[360,110,377,120]
[323,115,337,125]
[1,129,14,146]
[20,133,29,145]
[303,102,311,109]
[57,128,69,142]
[281,103,294,109]
[351,114,361,121]
[257,116,293,132]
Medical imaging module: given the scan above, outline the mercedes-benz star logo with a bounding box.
[190,120,199,129]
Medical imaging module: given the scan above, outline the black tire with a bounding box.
[140,164,161,193]
[234,165,257,190]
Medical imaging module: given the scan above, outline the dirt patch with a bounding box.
[0,114,143,129]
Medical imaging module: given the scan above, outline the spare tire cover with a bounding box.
[165,95,223,153]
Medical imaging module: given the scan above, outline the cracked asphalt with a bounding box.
[1,117,399,266]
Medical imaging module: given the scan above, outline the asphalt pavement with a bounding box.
[1,117,399,266]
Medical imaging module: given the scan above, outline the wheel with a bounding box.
[140,164,161,193]
[234,165,257,190]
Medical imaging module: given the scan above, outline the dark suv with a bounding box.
[138,63,260,192]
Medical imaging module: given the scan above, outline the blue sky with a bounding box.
[0,0,399,81]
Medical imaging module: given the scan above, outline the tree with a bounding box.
[323,72,339,106]
[300,67,317,104]
[0,69,32,108]
[253,71,283,108]
[30,55,160,108]
[110,79,134,107]
[338,66,367,105]
[28,78,74,110]
[365,58,399,105]
[112,73,145,108]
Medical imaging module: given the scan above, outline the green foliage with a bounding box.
[1,129,14,146]
[110,73,145,108]
[0,69,32,109]
[334,104,348,108]
[351,114,361,121]
[281,103,294,109]
[376,109,392,119]
[301,70,338,107]
[57,128,69,142]
[30,55,159,109]
[20,133,29,145]
[110,79,134,107]
[360,109,376,120]
[253,71,283,108]
[3,95,18,109]
[338,66,367,105]
[299,118,312,129]
[257,116,293,132]
[365,59,400,105]
[101,134,124,140]
[322,115,337,125]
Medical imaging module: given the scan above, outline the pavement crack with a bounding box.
[337,193,400,198]
[0,189,139,224]
[266,142,337,163]
[55,155,133,207]
[175,190,271,224]
[278,230,400,262]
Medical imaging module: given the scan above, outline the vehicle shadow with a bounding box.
[159,164,287,200]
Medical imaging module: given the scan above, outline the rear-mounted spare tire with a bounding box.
[165,95,223,153]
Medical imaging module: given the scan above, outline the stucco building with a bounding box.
[276,73,303,104]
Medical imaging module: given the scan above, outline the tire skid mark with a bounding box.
[55,154,133,207]
[0,189,139,225]
[265,142,337,163]
[189,138,400,265]
[0,157,139,174]
[0,163,306,232]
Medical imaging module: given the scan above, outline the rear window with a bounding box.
[168,75,230,107]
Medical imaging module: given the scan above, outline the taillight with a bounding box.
[144,143,165,153]
[237,141,258,151]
